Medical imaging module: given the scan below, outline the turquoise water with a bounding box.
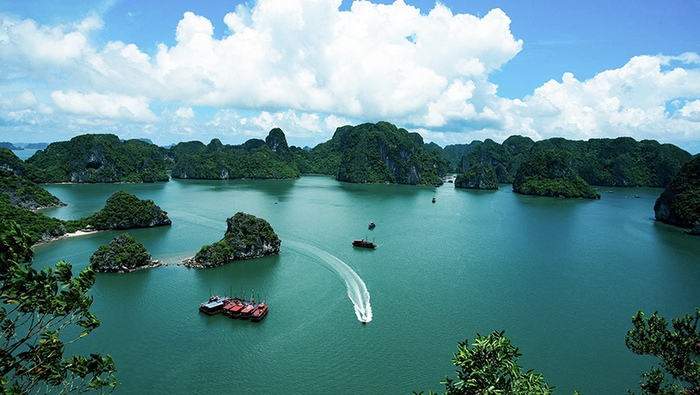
[32,176,700,394]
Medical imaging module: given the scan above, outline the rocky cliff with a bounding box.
[455,163,499,190]
[91,233,161,273]
[326,122,448,186]
[184,212,281,268]
[654,156,700,235]
[82,190,172,230]
[24,134,169,183]
[513,149,600,199]
[0,168,65,210]
[168,130,299,180]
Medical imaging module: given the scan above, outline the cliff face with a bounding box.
[184,212,281,268]
[455,163,499,190]
[654,156,700,234]
[91,233,160,273]
[449,136,691,188]
[330,122,447,186]
[0,168,66,210]
[24,134,169,183]
[169,130,300,180]
[513,149,600,199]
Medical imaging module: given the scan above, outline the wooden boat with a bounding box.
[251,302,269,322]
[199,295,231,315]
[353,238,376,249]
[238,302,257,319]
[223,298,244,317]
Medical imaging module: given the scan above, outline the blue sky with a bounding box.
[1,0,699,153]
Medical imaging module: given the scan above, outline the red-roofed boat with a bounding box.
[251,302,268,322]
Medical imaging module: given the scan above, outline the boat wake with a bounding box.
[286,240,372,323]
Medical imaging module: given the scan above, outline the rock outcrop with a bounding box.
[513,149,600,199]
[91,233,161,273]
[85,190,172,230]
[183,212,281,268]
[25,134,169,183]
[0,168,66,210]
[325,122,448,186]
[168,130,300,180]
[654,156,700,235]
[455,163,499,190]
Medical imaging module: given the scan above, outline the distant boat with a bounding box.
[368,221,376,229]
[353,239,376,249]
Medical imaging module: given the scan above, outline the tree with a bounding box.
[626,309,700,395]
[0,220,117,394]
[415,330,560,395]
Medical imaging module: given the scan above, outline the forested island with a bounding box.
[167,128,300,180]
[91,233,161,273]
[24,134,169,183]
[0,179,171,244]
[512,150,600,199]
[654,155,700,235]
[2,120,699,232]
[183,212,281,268]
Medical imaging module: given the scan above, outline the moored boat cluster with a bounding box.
[199,294,268,322]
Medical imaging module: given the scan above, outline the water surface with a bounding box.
[33,177,700,394]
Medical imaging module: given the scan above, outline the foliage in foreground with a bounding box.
[626,309,700,395]
[417,308,700,395]
[414,330,560,395]
[0,220,117,394]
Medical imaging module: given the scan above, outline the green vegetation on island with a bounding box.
[654,155,700,235]
[25,134,169,183]
[513,149,600,199]
[1,168,65,210]
[66,190,172,232]
[168,129,300,180]
[0,194,67,244]
[91,233,159,273]
[1,177,171,244]
[300,122,449,185]
[454,162,499,190]
[184,212,281,268]
[455,136,535,183]
[449,136,691,188]
[0,148,29,177]
[1,221,118,393]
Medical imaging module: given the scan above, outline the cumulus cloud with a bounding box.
[50,91,157,121]
[503,54,700,143]
[1,0,699,150]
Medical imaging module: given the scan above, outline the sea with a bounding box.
[25,172,700,394]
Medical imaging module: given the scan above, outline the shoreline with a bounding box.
[33,228,101,246]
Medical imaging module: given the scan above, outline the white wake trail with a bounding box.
[286,240,372,323]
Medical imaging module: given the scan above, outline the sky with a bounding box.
[1,0,700,153]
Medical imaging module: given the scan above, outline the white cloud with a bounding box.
[50,91,157,121]
[503,54,700,144]
[175,106,194,119]
[1,1,699,151]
